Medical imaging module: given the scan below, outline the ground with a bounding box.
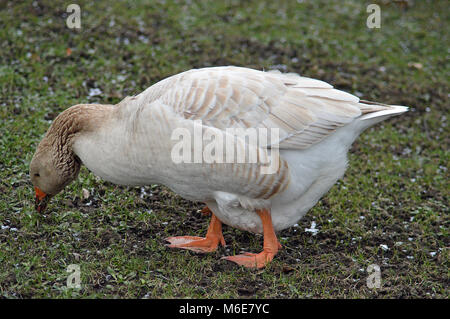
[0,0,448,298]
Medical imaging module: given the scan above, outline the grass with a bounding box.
[0,0,448,298]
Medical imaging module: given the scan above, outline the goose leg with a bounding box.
[200,205,212,216]
[222,208,281,269]
[166,212,225,253]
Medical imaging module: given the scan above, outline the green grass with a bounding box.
[0,0,448,298]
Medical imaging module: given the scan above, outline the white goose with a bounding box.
[30,66,408,268]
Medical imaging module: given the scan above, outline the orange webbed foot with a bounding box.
[222,208,280,269]
[166,235,224,253]
[222,250,277,269]
[166,213,225,253]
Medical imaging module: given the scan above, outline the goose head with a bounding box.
[29,104,112,212]
[30,138,81,212]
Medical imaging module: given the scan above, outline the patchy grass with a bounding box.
[0,0,448,298]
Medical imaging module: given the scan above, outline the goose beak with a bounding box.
[34,187,49,213]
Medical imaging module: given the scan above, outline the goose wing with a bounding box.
[140,66,363,150]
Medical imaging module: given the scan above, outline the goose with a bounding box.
[30,66,408,268]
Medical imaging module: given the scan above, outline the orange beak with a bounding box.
[34,187,49,213]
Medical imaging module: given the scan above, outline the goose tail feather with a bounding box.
[358,100,409,121]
